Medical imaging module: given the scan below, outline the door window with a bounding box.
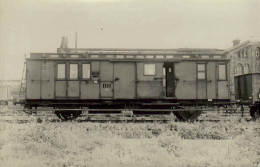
[57,64,66,79]
[218,63,227,80]
[70,64,78,79]
[197,63,206,80]
[82,64,91,79]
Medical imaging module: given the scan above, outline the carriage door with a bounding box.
[197,63,207,99]
[136,62,164,98]
[164,62,175,97]
[67,63,80,98]
[55,62,80,98]
[55,62,67,98]
[217,63,229,99]
[114,62,136,99]
[100,61,114,99]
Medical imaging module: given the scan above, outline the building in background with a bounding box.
[224,39,260,100]
[0,80,20,104]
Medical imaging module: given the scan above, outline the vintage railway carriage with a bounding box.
[25,50,230,120]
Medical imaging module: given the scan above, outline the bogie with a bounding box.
[55,110,82,121]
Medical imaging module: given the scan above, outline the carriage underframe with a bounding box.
[17,99,253,121]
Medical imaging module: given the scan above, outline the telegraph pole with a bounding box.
[75,32,78,53]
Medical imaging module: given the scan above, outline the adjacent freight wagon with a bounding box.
[235,73,260,119]
[22,50,230,121]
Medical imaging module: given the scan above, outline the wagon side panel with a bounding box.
[41,61,54,99]
[252,73,260,103]
[245,74,252,100]
[26,60,41,99]
[234,76,240,99]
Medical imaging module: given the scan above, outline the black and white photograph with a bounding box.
[0,0,259,166]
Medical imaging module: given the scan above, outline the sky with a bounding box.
[0,0,259,80]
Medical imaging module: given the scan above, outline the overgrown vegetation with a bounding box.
[0,120,259,167]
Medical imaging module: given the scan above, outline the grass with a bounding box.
[0,120,259,167]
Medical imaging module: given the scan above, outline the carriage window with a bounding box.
[201,55,209,59]
[136,55,145,59]
[70,64,78,79]
[102,83,111,88]
[126,55,135,58]
[166,55,174,59]
[50,55,59,58]
[218,64,226,80]
[106,55,114,58]
[144,64,156,75]
[116,55,124,59]
[91,55,99,58]
[146,55,154,59]
[183,55,190,58]
[57,64,66,79]
[82,64,90,79]
[71,55,79,58]
[197,64,206,80]
[213,55,222,59]
[155,55,164,59]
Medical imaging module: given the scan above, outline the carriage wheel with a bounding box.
[173,110,202,122]
[250,106,260,120]
[55,110,82,121]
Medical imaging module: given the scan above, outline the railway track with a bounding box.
[0,108,252,124]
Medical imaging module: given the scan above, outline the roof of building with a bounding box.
[224,40,260,53]
[223,40,250,53]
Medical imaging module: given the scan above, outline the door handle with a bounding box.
[31,80,49,82]
[154,77,163,80]
[114,77,120,81]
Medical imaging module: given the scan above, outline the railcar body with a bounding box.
[23,51,231,121]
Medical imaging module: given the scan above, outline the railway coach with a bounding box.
[21,50,230,121]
